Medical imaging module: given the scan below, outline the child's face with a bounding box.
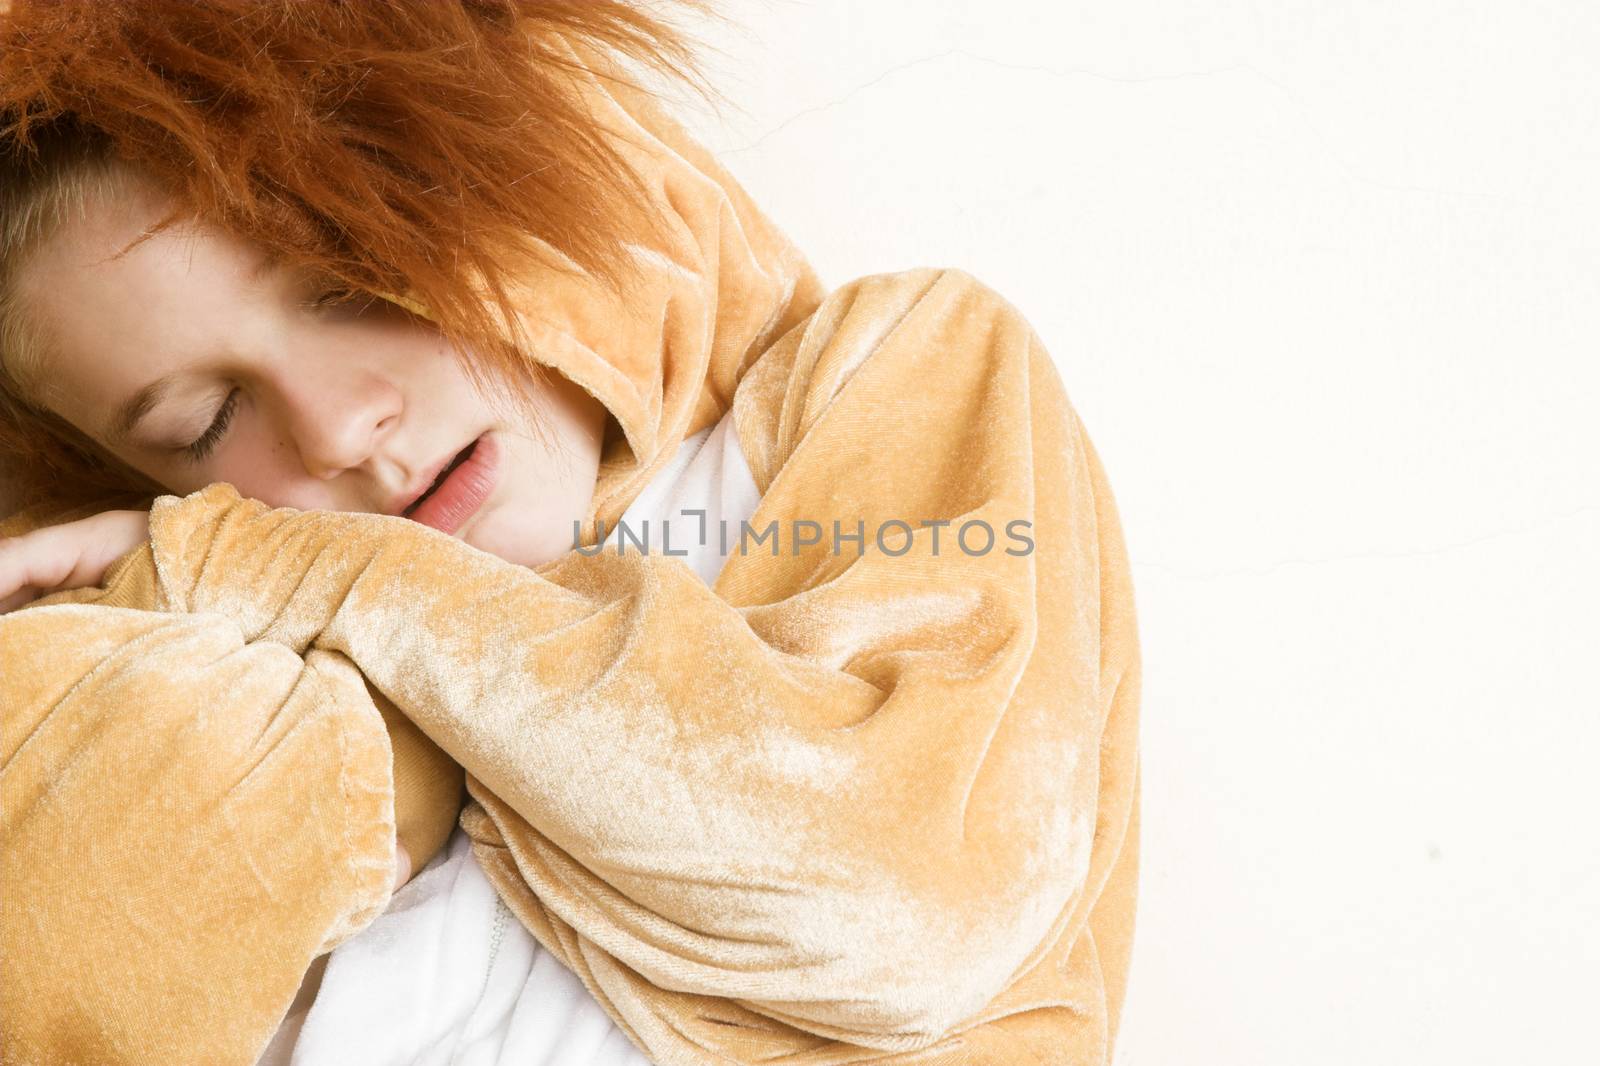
[14,174,609,568]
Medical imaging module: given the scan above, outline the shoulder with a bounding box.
[729,267,1042,492]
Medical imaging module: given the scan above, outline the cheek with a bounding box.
[461,447,595,567]
[201,430,321,510]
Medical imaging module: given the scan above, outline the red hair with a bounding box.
[0,0,712,510]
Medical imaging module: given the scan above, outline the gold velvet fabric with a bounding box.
[0,43,1140,1066]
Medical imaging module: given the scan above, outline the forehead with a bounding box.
[17,182,266,415]
[27,179,257,314]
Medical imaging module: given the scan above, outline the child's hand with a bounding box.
[0,509,150,614]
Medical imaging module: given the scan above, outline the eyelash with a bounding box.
[182,389,240,463]
[303,286,364,312]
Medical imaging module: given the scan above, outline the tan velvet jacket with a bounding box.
[0,47,1141,1066]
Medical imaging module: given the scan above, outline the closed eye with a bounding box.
[181,389,240,463]
[303,285,377,313]
[306,286,356,309]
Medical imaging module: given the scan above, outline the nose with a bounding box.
[278,358,403,480]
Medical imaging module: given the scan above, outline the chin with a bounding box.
[460,508,573,569]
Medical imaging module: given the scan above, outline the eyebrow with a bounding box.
[102,249,281,447]
[107,373,179,447]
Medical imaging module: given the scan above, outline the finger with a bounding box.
[0,528,82,596]
[0,584,42,615]
[0,539,39,610]
[393,843,412,891]
[78,510,151,580]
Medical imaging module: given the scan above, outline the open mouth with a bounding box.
[403,440,477,517]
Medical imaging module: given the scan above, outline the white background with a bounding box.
[675,3,1600,1064]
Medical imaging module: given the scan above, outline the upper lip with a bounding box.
[388,438,475,517]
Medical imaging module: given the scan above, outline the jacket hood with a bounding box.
[487,41,826,533]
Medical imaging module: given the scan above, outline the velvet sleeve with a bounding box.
[0,591,397,1065]
[139,268,1141,1058]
